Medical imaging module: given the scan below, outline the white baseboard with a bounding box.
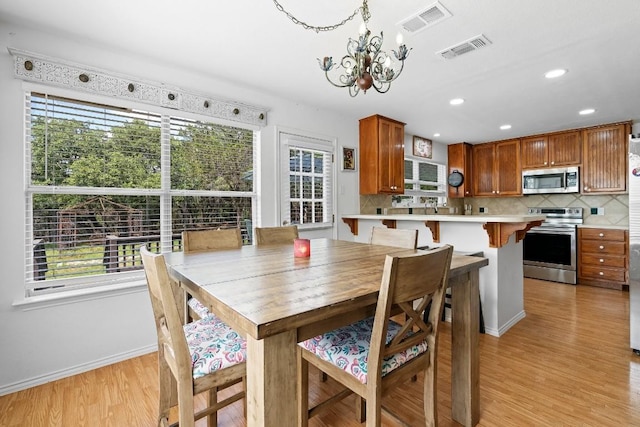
[495,310,526,337]
[0,344,157,396]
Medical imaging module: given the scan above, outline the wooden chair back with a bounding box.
[141,244,246,426]
[297,244,453,426]
[140,245,193,385]
[182,228,242,253]
[370,245,453,375]
[370,227,418,249]
[255,225,299,245]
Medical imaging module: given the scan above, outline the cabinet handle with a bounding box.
[544,161,548,165]
[584,186,589,191]
[599,259,604,263]
[551,161,555,165]
[599,245,605,250]
[599,271,604,276]
[599,233,604,237]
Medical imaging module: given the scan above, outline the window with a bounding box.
[279,133,333,229]
[26,92,256,295]
[398,158,446,206]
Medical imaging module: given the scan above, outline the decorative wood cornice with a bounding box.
[482,220,542,248]
[9,47,268,127]
[382,219,396,229]
[425,221,440,243]
[342,218,358,235]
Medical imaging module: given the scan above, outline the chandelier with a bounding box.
[273,0,411,97]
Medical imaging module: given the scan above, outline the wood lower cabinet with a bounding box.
[472,139,521,196]
[578,227,629,290]
[581,123,629,194]
[447,142,473,198]
[359,114,405,195]
[521,131,581,169]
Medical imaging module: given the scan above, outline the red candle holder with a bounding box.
[294,238,311,258]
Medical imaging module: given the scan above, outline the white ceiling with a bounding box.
[1,0,639,144]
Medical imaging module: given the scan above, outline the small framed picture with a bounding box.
[341,146,356,171]
[413,136,432,159]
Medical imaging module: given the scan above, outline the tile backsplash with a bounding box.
[359,194,629,227]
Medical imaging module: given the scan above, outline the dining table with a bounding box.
[164,238,488,427]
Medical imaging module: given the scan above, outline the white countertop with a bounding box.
[342,214,546,223]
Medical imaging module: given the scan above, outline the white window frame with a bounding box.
[397,157,447,207]
[278,132,335,230]
[23,87,258,296]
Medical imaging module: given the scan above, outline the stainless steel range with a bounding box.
[523,207,584,284]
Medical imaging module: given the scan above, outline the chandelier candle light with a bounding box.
[273,0,410,97]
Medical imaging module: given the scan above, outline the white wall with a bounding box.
[0,22,361,394]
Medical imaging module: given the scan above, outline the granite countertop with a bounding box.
[342,214,547,223]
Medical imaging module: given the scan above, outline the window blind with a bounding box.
[25,92,256,294]
[279,134,334,228]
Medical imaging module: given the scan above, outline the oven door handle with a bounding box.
[527,228,576,235]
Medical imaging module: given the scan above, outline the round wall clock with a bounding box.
[448,170,464,188]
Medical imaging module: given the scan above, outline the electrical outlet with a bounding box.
[479,207,487,213]
[590,207,605,215]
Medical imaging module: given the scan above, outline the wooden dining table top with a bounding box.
[165,237,488,427]
[165,238,488,341]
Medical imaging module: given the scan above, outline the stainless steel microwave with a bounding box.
[522,166,579,194]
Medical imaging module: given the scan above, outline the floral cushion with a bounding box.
[188,297,210,319]
[184,315,246,379]
[299,317,428,384]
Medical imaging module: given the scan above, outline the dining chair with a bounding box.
[297,244,454,427]
[182,228,243,320]
[140,244,247,427]
[317,226,419,384]
[255,225,299,245]
[370,226,418,249]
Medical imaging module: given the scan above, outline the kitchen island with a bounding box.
[341,214,545,336]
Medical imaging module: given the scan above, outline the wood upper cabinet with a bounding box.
[472,139,521,196]
[359,114,405,195]
[581,123,629,194]
[447,142,473,198]
[521,131,581,169]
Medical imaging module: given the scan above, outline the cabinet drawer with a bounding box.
[581,240,626,255]
[580,265,626,283]
[579,228,626,241]
[580,253,626,268]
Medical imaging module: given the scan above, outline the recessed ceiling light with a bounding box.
[545,68,567,79]
[500,124,512,130]
[449,98,464,105]
[579,108,596,115]
[433,133,440,137]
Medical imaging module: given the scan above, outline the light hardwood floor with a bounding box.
[1,278,639,426]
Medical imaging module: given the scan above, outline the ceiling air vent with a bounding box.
[437,34,492,59]
[398,2,452,34]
